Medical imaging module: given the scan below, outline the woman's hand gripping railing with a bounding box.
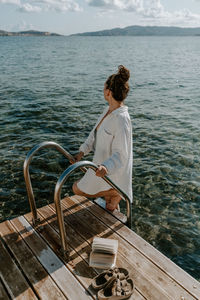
[54,161,132,257]
[23,141,78,226]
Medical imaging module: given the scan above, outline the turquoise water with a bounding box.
[0,36,200,280]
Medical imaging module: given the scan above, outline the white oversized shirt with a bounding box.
[77,105,133,202]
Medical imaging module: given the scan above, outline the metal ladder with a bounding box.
[24,141,132,256]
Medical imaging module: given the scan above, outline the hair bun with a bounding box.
[118,65,130,83]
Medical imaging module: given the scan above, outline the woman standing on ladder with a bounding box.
[72,65,133,212]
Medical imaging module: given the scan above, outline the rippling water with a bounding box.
[0,36,200,280]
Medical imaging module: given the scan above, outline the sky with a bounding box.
[0,0,200,35]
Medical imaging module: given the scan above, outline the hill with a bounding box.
[71,25,200,36]
[0,30,61,36]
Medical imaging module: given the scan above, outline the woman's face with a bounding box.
[104,83,110,102]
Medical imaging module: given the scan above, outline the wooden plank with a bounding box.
[27,205,146,300]
[0,220,67,300]
[72,196,200,299]
[58,198,168,300]
[26,204,146,300]
[48,199,173,300]
[38,204,146,300]
[0,279,10,300]
[73,195,200,300]
[10,216,93,300]
[0,235,37,300]
[24,208,97,300]
[60,196,197,300]
[33,205,94,265]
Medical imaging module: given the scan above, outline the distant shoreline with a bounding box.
[1,26,200,37]
[0,30,62,36]
[71,25,200,37]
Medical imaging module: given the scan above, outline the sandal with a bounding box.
[98,277,134,300]
[91,268,129,291]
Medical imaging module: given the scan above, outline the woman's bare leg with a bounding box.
[105,190,121,211]
[72,181,121,211]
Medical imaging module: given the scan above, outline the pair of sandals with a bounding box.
[91,267,134,300]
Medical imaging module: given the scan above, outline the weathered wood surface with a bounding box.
[0,279,10,300]
[0,220,67,300]
[11,216,93,300]
[60,196,200,300]
[67,195,200,300]
[0,238,37,300]
[77,196,200,297]
[25,201,144,300]
[0,195,199,300]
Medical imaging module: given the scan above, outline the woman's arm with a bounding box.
[79,129,95,156]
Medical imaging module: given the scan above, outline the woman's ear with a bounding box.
[107,89,111,97]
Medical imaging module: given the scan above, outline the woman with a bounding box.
[72,65,133,211]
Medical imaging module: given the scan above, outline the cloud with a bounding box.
[141,0,167,18]
[87,0,165,16]
[172,9,200,26]
[87,0,143,12]
[36,0,82,12]
[18,3,41,12]
[0,0,20,4]
[0,0,81,12]
[88,0,200,26]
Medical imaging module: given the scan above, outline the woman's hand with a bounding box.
[95,165,108,177]
[70,151,84,164]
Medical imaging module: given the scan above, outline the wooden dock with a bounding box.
[0,195,200,300]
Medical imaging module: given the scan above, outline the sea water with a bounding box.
[0,36,200,280]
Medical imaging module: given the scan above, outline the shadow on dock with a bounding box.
[0,196,124,299]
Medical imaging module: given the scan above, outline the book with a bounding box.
[89,237,118,269]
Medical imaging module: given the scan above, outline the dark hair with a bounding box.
[105,65,130,102]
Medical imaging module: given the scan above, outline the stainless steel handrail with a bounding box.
[23,141,75,225]
[54,161,132,256]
